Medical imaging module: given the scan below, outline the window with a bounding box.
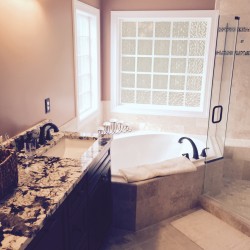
[111,11,218,117]
[73,1,100,121]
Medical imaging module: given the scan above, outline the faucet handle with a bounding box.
[182,153,190,160]
[200,147,209,157]
[46,129,53,141]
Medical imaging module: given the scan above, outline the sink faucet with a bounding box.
[178,137,199,160]
[39,122,59,145]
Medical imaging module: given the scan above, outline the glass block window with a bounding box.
[111,11,218,116]
[74,2,100,121]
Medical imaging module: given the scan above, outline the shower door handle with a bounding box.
[212,105,223,124]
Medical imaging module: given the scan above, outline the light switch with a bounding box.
[45,98,50,113]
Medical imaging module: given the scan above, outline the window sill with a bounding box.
[111,104,208,118]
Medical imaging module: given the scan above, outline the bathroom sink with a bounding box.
[43,138,96,159]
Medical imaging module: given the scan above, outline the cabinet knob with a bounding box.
[101,174,109,183]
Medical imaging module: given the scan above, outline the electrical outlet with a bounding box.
[45,98,50,113]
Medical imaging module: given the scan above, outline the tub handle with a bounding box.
[182,153,190,160]
[200,147,209,157]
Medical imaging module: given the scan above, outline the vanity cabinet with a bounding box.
[67,174,88,250]
[88,150,112,250]
[26,147,111,250]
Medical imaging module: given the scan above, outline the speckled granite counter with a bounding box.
[0,124,110,250]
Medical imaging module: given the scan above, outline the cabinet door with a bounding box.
[67,175,88,250]
[26,205,65,250]
[68,200,88,250]
[88,161,112,250]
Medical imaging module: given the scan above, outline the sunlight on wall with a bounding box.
[5,0,41,12]
[0,0,49,63]
[0,0,45,34]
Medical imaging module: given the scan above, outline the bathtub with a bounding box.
[110,131,214,231]
[111,131,213,182]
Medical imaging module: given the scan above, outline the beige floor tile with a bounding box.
[103,209,250,250]
[213,179,250,221]
[171,209,250,250]
[102,219,202,250]
[127,225,202,250]
[159,225,203,250]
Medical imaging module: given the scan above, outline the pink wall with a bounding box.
[100,0,215,100]
[0,0,100,137]
[79,0,100,9]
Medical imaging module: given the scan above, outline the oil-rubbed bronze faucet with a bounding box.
[200,147,209,157]
[39,123,59,145]
[178,137,199,160]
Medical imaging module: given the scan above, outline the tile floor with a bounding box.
[102,208,250,250]
[212,179,250,221]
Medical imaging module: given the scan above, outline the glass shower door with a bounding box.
[205,16,239,163]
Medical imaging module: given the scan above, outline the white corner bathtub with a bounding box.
[111,131,215,181]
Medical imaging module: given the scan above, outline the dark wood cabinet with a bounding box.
[67,174,88,250]
[26,147,111,250]
[88,151,112,250]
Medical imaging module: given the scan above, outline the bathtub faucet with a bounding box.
[178,137,199,160]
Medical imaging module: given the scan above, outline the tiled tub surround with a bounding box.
[0,123,110,250]
[110,130,207,231]
[112,164,205,231]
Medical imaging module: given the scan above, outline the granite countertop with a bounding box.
[0,125,110,250]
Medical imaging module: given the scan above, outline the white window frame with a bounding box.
[111,10,219,118]
[72,0,100,125]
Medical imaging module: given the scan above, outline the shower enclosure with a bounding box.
[203,15,250,233]
[206,15,239,162]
